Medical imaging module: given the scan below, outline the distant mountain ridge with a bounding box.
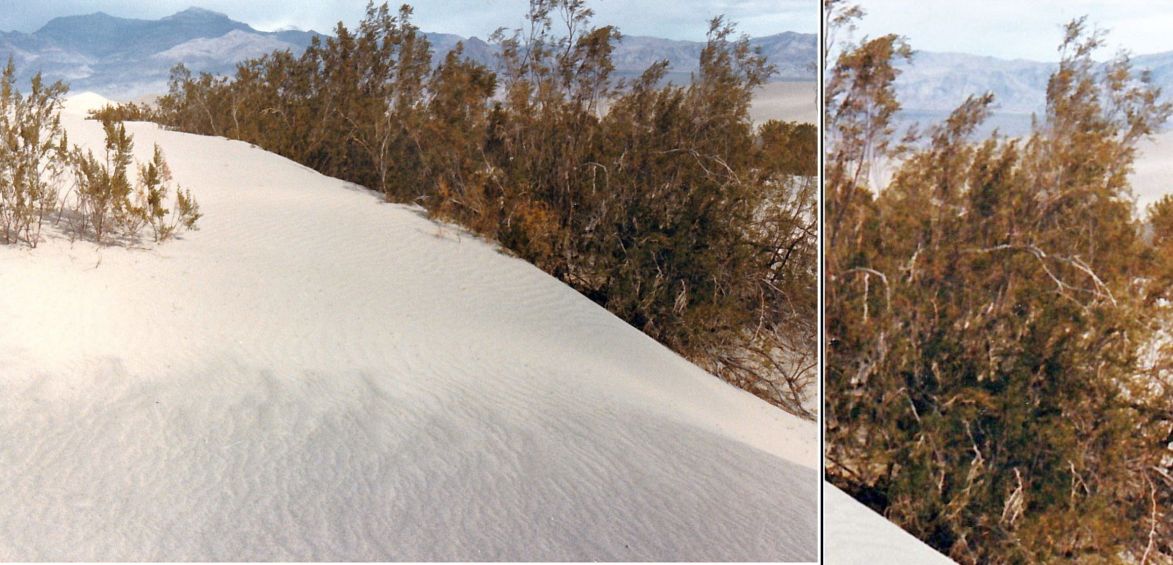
[0,8,318,99]
[0,7,815,101]
[893,49,1173,135]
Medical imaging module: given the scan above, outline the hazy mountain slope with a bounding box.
[893,48,1173,135]
[896,51,1054,115]
[35,8,251,58]
[752,31,818,80]
[0,31,96,80]
[0,93,818,561]
[0,9,316,98]
[1133,50,1173,91]
[423,32,498,69]
[609,31,814,83]
[152,29,299,66]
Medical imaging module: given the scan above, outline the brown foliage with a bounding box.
[0,59,199,248]
[826,5,1173,561]
[142,0,818,417]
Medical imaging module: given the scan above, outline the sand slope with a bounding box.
[1131,130,1173,210]
[751,81,818,125]
[0,94,817,561]
[824,483,955,564]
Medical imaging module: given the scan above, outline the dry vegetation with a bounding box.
[0,61,199,248]
[825,0,1172,561]
[111,0,818,417]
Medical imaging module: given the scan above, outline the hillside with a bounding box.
[0,8,314,98]
[0,93,817,561]
[0,8,815,101]
[895,51,1053,116]
[892,49,1173,136]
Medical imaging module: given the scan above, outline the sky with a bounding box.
[0,0,815,41]
[852,0,1173,61]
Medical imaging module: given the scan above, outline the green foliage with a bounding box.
[826,7,1173,562]
[143,0,818,416]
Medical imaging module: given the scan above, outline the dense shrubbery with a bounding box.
[130,0,817,416]
[87,101,155,123]
[0,59,199,247]
[826,1,1172,561]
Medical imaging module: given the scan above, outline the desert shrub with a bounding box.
[88,102,156,123]
[502,198,561,271]
[0,59,70,246]
[826,1,1173,560]
[71,116,200,243]
[138,0,818,416]
[72,117,139,240]
[71,117,138,241]
[759,120,817,176]
[0,59,200,248]
[138,144,201,242]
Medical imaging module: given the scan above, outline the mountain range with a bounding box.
[0,7,815,101]
[893,50,1173,135]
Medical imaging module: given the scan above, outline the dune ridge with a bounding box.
[0,94,817,561]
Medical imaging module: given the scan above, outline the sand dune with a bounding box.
[824,484,954,564]
[752,81,818,124]
[0,94,817,561]
[1131,130,1173,211]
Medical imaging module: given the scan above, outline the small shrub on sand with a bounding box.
[0,59,70,247]
[71,116,200,243]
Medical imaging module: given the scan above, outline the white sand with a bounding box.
[0,93,818,561]
[824,483,955,564]
[1131,130,1173,211]
[61,91,119,115]
[752,81,818,124]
